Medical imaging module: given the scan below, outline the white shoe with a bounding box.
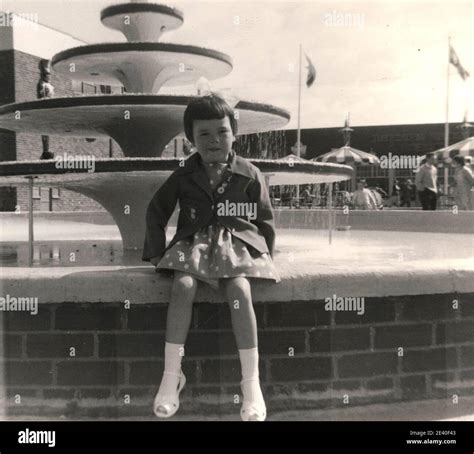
[240,378,267,421]
[153,370,186,418]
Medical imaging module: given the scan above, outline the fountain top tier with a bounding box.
[101,2,184,42]
[51,2,233,93]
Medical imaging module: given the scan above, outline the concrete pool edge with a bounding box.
[2,260,473,303]
[1,210,473,302]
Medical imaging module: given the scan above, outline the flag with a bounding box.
[305,53,316,87]
[449,45,470,80]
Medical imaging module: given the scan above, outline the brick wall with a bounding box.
[1,293,473,418]
[0,50,15,105]
[13,185,105,213]
[0,130,17,211]
[1,50,17,210]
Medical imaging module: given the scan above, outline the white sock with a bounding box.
[239,347,259,381]
[239,348,264,403]
[158,342,184,396]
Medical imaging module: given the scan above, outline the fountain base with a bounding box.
[1,289,473,419]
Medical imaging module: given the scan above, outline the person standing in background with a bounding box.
[400,179,411,207]
[352,180,378,210]
[415,152,438,210]
[391,179,401,207]
[302,185,313,208]
[452,155,473,210]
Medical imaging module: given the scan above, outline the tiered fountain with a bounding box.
[0,1,352,251]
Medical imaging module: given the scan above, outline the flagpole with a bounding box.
[296,43,302,205]
[444,36,451,195]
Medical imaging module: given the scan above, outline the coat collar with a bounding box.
[176,150,255,180]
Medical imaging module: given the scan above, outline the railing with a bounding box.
[271,192,351,209]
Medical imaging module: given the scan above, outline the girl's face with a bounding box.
[192,116,235,163]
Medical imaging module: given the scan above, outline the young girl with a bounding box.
[142,94,280,421]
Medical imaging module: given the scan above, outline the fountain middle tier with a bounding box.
[0,95,291,157]
[51,43,233,93]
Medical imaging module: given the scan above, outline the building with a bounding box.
[283,122,468,195]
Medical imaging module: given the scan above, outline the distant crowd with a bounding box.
[270,153,473,211]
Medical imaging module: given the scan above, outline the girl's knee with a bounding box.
[173,271,198,291]
[224,276,249,289]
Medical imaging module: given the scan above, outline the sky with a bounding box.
[2,0,474,130]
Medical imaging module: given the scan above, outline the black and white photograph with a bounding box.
[0,0,473,448]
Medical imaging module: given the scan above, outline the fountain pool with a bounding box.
[1,218,473,271]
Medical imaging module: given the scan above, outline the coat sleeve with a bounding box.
[142,173,179,262]
[247,170,276,257]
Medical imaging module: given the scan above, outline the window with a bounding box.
[32,187,40,199]
[51,188,60,199]
[98,85,111,94]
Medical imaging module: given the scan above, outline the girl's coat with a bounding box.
[142,151,276,262]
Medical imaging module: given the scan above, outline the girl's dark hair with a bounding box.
[183,93,238,143]
[453,155,465,166]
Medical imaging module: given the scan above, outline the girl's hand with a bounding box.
[150,256,160,267]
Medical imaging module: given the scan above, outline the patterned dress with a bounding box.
[156,160,280,290]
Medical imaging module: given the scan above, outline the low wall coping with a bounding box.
[2,257,473,303]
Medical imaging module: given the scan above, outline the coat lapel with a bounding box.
[213,152,254,201]
[175,152,214,201]
[176,150,255,202]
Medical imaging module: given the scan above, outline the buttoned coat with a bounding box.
[142,151,276,262]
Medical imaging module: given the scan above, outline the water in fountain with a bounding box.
[2,214,472,271]
[235,131,288,159]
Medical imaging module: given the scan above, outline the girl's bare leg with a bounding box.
[166,271,198,344]
[154,271,198,418]
[224,277,266,421]
[224,277,257,349]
